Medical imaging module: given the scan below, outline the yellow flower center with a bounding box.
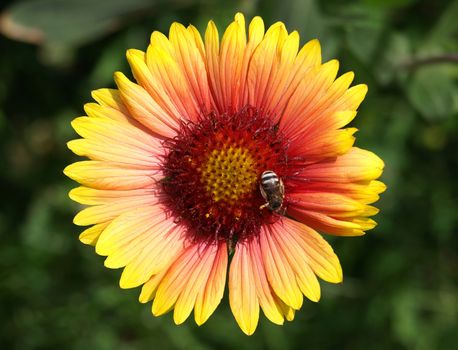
[200,146,258,205]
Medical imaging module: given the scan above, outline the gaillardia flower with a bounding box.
[65,13,385,335]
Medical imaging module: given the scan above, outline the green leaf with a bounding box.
[0,0,155,47]
[375,32,412,85]
[426,0,458,47]
[328,3,386,64]
[406,66,457,121]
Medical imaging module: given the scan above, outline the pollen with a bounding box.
[201,146,258,204]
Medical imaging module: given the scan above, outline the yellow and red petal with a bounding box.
[230,217,343,335]
[78,222,109,246]
[298,147,384,183]
[114,72,180,138]
[73,193,156,227]
[277,218,343,283]
[138,241,228,328]
[289,127,357,162]
[126,48,184,124]
[64,161,159,190]
[194,241,228,325]
[144,43,201,122]
[83,102,129,123]
[268,38,321,117]
[229,242,260,335]
[169,23,212,114]
[95,205,185,286]
[91,88,129,114]
[67,114,163,168]
[288,148,384,236]
[69,186,155,206]
[151,241,227,325]
[246,21,288,109]
[259,224,304,310]
[237,16,265,108]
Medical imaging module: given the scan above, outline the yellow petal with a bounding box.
[261,30,299,113]
[146,41,200,121]
[229,242,260,336]
[280,59,340,136]
[173,244,216,325]
[292,127,357,161]
[204,20,221,111]
[169,22,211,114]
[218,15,246,109]
[120,225,185,289]
[186,25,205,58]
[127,48,184,124]
[139,268,169,303]
[91,88,129,115]
[259,226,303,309]
[247,239,285,325]
[336,84,368,111]
[114,72,179,138]
[83,102,130,123]
[70,116,162,167]
[302,147,385,183]
[74,195,155,227]
[64,161,158,190]
[79,222,109,246]
[194,241,228,325]
[282,218,343,283]
[269,223,321,302]
[152,243,205,317]
[69,187,155,206]
[237,16,265,109]
[288,208,368,236]
[96,205,165,256]
[247,21,288,108]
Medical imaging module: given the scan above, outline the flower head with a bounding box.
[65,13,385,335]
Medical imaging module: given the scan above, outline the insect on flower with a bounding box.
[259,170,285,213]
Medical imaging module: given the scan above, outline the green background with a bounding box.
[1,0,457,349]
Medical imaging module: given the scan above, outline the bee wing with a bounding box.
[259,183,268,200]
[279,178,285,196]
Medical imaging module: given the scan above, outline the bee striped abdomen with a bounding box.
[259,170,285,212]
[261,170,280,188]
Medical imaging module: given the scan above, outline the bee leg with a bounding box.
[259,202,269,210]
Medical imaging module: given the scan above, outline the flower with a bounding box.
[64,13,385,335]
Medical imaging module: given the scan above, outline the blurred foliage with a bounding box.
[1,0,457,349]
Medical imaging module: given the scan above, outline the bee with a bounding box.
[259,170,285,213]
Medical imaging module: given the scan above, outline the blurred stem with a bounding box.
[403,53,458,69]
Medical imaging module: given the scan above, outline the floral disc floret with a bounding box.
[161,107,289,243]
